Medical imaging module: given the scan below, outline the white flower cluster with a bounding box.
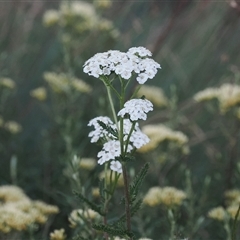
[88,116,115,143]
[88,109,151,173]
[83,47,161,84]
[118,99,153,121]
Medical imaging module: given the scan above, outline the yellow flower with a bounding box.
[218,83,240,113]
[0,185,59,233]
[30,87,47,101]
[225,189,240,206]
[43,10,60,27]
[138,124,188,153]
[143,187,162,207]
[159,187,187,207]
[136,85,168,107]
[4,121,22,134]
[227,205,240,220]
[0,78,16,89]
[50,229,67,240]
[92,187,100,198]
[79,158,96,170]
[193,88,219,102]
[208,206,226,221]
[94,0,112,9]
[194,83,240,114]
[143,186,187,208]
[71,79,92,93]
[44,72,70,94]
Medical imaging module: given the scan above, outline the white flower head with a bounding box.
[88,116,115,142]
[121,119,150,149]
[118,98,153,121]
[83,47,161,84]
[110,160,122,173]
[97,140,121,165]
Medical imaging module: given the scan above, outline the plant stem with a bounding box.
[122,163,132,234]
[168,209,175,240]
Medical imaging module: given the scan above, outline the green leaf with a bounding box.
[73,190,105,216]
[130,162,149,203]
[92,224,134,238]
[97,120,118,138]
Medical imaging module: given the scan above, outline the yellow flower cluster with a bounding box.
[138,124,188,153]
[79,158,97,170]
[94,0,112,9]
[208,188,240,221]
[194,83,240,113]
[143,186,187,208]
[136,85,168,107]
[43,72,92,94]
[3,121,22,134]
[69,208,100,228]
[208,207,226,221]
[0,185,59,233]
[50,228,67,240]
[225,189,240,206]
[0,78,16,89]
[30,87,47,101]
[43,0,118,38]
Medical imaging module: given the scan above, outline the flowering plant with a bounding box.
[75,46,161,239]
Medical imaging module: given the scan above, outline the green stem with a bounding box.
[124,122,136,155]
[122,163,132,234]
[224,215,231,240]
[168,209,175,240]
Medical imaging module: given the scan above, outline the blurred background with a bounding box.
[1,0,240,239]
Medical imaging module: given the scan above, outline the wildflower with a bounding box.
[110,160,122,173]
[225,189,240,206]
[122,119,150,149]
[118,99,153,121]
[94,0,112,9]
[92,187,100,197]
[43,72,70,93]
[88,116,115,143]
[0,185,29,203]
[30,87,47,101]
[83,47,161,84]
[159,187,187,207]
[227,205,240,220]
[143,187,162,207]
[193,87,219,102]
[71,78,92,93]
[97,140,121,165]
[0,185,59,233]
[138,124,188,153]
[43,10,60,27]
[194,83,240,113]
[136,85,168,107]
[60,1,98,32]
[4,121,22,134]
[218,83,240,113]
[143,186,187,207]
[79,158,96,170]
[69,209,100,228]
[50,228,66,240]
[208,207,226,221]
[0,78,16,89]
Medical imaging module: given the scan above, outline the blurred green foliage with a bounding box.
[1,0,240,239]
